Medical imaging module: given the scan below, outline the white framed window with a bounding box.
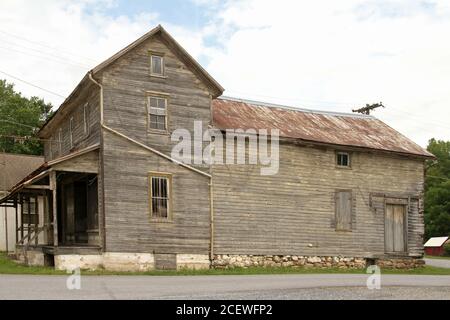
[149,172,172,220]
[69,117,74,148]
[150,53,164,76]
[58,128,63,154]
[148,96,167,131]
[83,103,90,135]
[336,152,350,167]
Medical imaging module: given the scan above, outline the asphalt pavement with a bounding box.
[0,274,449,300]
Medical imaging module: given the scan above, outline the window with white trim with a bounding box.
[149,173,172,219]
[69,117,74,148]
[148,96,167,131]
[83,103,90,135]
[150,54,164,76]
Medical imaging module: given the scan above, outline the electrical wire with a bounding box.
[0,70,66,98]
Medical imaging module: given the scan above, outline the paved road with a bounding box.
[425,258,450,268]
[0,274,449,299]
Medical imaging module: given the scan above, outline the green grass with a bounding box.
[425,255,450,260]
[1,252,450,276]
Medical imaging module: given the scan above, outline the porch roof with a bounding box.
[0,144,100,205]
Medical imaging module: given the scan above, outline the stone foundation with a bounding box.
[212,255,425,269]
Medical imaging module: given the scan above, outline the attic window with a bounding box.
[150,53,164,76]
[337,152,350,167]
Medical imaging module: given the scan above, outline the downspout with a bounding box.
[89,70,215,262]
[88,71,106,252]
[209,177,214,261]
[88,72,103,125]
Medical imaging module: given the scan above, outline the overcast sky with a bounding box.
[1,0,449,147]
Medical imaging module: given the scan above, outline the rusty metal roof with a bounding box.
[0,153,44,192]
[212,97,433,158]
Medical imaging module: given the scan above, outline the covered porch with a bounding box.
[0,145,102,265]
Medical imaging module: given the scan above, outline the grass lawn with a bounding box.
[1,252,450,276]
[425,255,450,260]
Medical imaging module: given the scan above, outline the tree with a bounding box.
[0,79,53,155]
[424,138,450,239]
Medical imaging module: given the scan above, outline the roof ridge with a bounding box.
[218,96,375,119]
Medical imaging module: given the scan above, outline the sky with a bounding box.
[0,0,449,147]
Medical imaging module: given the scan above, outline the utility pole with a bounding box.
[352,102,385,115]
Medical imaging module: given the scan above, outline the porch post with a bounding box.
[50,171,58,247]
[14,196,18,246]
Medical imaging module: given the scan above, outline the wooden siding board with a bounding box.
[102,130,210,254]
[212,141,425,257]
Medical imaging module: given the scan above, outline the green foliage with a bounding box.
[424,139,450,239]
[0,79,53,155]
[444,243,450,257]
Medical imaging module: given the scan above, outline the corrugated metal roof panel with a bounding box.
[212,97,433,158]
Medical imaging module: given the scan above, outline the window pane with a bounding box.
[149,97,158,108]
[151,56,162,75]
[157,98,166,109]
[157,116,166,130]
[337,153,349,166]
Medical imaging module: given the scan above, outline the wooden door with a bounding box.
[385,204,406,252]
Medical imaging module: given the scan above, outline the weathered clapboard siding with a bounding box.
[51,150,99,174]
[102,130,210,254]
[44,86,101,162]
[98,34,213,253]
[100,33,211,159]
[212,140,425,257]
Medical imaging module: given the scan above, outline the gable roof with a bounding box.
[212,97,434,158]
[39,25,223,137]
[424,237,449,247]
[0,153,44,192]
[92,25,224,97]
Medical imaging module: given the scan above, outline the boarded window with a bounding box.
[150,54,164,76]
[337,152,350,167]
[335,191,352,231]
[149,174,171,219]
[148,96,167,131]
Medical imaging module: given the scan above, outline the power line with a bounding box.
[0,120,38,130]
[0,70,66,99]
[0,134,60,143]
[0,29,97,63]
[0,45,89,70]
[0,37,91,69]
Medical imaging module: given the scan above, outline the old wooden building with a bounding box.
[0,25,433,270]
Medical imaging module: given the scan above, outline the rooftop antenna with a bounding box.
[352,102,385,115]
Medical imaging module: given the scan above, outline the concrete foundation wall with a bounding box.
[54,253,210,271]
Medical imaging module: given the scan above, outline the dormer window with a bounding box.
[150,52,164,76]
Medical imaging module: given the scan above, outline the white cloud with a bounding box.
[200,0,450,146]
[1,0,449,147]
